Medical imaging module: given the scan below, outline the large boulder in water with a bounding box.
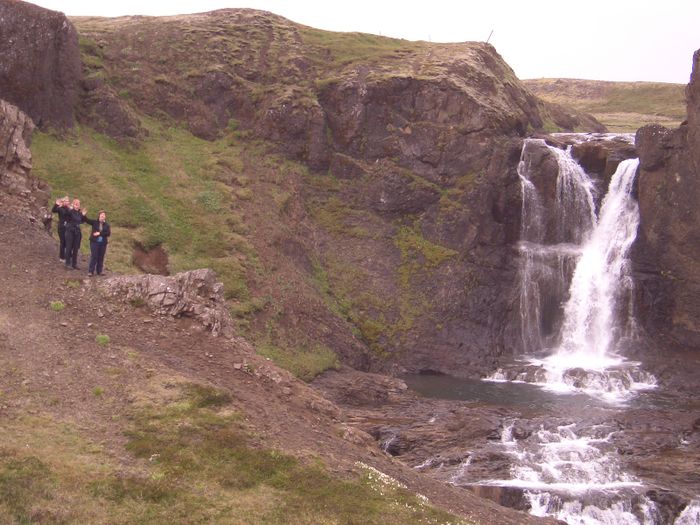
[634,48,700,352]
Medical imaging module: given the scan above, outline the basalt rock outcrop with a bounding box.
[67,10,608,375]
[521,133,638,226]
[634,49,700,352]
[0,0,81,130]
[0,99,50,219]
[97,268,234,338]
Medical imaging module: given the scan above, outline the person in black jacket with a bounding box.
[51,196,70,261]
[64,198,87,270]
[84,210,111,276]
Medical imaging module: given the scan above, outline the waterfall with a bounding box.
[517,140,596,353]
[557,158,640,362]
[512,137,655,402]
[480,135,664,525]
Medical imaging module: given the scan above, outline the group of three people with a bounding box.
[51,196,111,277]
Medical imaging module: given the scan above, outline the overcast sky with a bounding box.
[30,0,699,84]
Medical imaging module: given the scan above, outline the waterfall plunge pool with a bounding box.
[402,371,671,412]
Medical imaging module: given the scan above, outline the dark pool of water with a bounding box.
[401,374,666,411]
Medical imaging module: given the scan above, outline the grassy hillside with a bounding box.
[33,121,258,298]
[33,119,353,382]
[524,78,686,132]
[1,382,464,524]
[0,213,484,524]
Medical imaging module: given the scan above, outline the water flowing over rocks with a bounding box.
[0,0,81,130]
[97,269,234,338]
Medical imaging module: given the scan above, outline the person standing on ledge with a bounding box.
[83,210,111,276]
[51,196,70,262]
[63,198,87,270]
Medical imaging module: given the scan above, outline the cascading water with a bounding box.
[497,136,656,401]
[480,135,671,524]
[389,135,697,525]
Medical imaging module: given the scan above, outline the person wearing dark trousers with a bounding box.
[51,196,70,261]
[64,198,87,270]
[84,210,111,276]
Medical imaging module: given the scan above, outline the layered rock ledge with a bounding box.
[97,268,234,338]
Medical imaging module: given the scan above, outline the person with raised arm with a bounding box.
[83,210,111,276]
[63,198,87,270]
[51,195,70,262]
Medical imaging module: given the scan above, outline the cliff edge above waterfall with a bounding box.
[634,48,700,353]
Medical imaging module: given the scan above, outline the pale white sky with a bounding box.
[31,0,699,83]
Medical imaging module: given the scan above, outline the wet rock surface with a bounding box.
[314,367,700,522]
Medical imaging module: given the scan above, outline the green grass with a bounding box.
[0,453,55,523]
[96,334,111,347]
[299,27,420,71]
[31,120,255,301]
[0,383,467,524]
[524,79,686,131]
[116,382,464,524]
[50,300,65,312]
[308,196,372,238]
[586,83,686,118]
[257,343,340,382]
[395,226,458,289]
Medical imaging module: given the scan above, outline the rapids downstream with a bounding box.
[402,135,699,525]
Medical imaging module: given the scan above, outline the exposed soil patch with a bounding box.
[131,241,169,275]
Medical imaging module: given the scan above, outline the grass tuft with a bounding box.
[0,453,55,522]
[257,343,340,382]
[50,300,65,312]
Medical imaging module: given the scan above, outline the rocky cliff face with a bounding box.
[0,0,81,129]
[634,49,700,352]
[66,10,605,375]
[0,6,608,376]
[0,99,50,218]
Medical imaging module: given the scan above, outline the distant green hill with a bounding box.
[523,78,686,132]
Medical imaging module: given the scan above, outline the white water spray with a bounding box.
[512,138,655,401]
[482,136,662,525]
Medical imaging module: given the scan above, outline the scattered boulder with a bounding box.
[97,268,234,337]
